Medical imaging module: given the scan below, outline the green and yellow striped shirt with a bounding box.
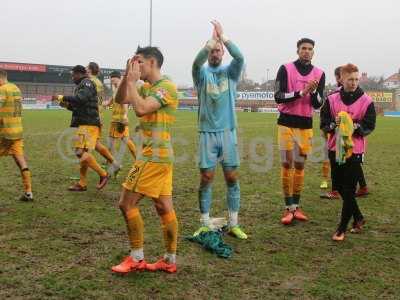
[111,87,129,124]
[0,82,23,140]
[138,78,179,163]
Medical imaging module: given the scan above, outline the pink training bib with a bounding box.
[278,62,323,118]
[327,92,372,154]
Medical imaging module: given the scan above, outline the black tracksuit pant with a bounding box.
[357,163,367,188]
[329,151,364,233]
[331,156,366,191]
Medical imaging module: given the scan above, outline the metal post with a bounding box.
[149,0,153,46]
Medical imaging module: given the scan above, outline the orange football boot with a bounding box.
[293,208,309,221]
[146,258,177,273]
[281,209,294,225]
[111,256,147,274]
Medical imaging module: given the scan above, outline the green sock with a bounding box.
[285,196,293,207]
[293,194,300,206]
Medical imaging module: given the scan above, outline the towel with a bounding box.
[335,111,354,165]
[186,231,233,259]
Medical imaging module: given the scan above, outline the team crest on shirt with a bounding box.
[207,79,228,96]
[156,88,168,99]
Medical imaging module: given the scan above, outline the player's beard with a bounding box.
[208,58,222,67]
[299,57,312,65]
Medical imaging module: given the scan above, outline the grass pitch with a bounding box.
[1,110,399,299]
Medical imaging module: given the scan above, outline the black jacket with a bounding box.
[63,77,101,128]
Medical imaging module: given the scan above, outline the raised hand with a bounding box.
[130,59,141,82]
[125,58,141,83]
[212,27,218,41]
[124,58,132,78]
[211,20,223,40]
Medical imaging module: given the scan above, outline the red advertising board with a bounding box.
[0,62,47,72]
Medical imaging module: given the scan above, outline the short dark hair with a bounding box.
[72,65,87,75]
[334,66,342,77]
[0,69,7,79]
[88,62,100,75]
[297,38,315,48]
[110,71,121,78]
[136,46,164,68]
